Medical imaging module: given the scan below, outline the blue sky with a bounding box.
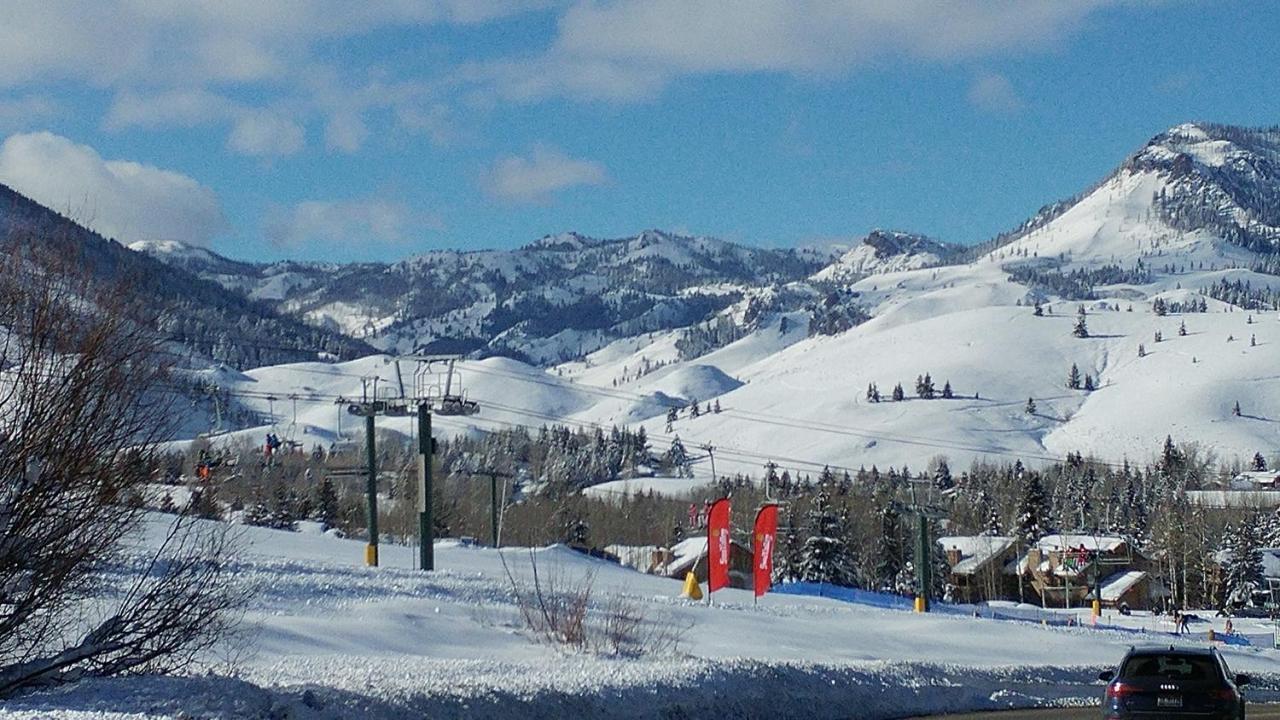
[0,1,1276,263]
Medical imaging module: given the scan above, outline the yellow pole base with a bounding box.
[365,544,379,567]
[1092,599,1101,618]
[1207,629,1215,643]
[680,571,703,600]
[914,596,926,613]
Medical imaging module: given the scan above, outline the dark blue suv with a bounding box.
[1099,645,1249,719]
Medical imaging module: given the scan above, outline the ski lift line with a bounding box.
[716,407,1086,467]
[440,359,1161,470]
[472,392,1112,474]
[167,374,1130,476]
[462,362,1141,470]
[470,397,856,476]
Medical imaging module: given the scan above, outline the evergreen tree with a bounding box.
[1073,306,1089,338]
[1153,298,1168,316]
[1084,374,1096,392]
[932,460,954,491]
[314,475,340,528]
[1016,472,1050,542]
[873,497,903,592]
[1033,302,1043,317]
[797,483,859,587]
[1160,435,1185,477]
[1154,330,1163,343]
[1220,518,1265,609]
[186,484,222,521]
[774,504,804,584]
[1234,401,1243,417]
[892,383,905,402]
[665,436,692,478]
[243,487,271,527]
[1137,343,1146,358]
[1025,397,1036,415]
[269,484,298,531]
[1253,452,1268,472]
[1179,320,1188,337]
[941,381,953,399]
[980,487,1002,535]
[1066,363,1081,390]
[713,399,722,414]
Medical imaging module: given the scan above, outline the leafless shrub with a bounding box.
[0,238,248,698]
[499,549,688,656]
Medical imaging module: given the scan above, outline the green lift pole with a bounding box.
[364,413,378,567]
[914,513,931,612]
[418,404,434,571]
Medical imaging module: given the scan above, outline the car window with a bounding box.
[1121,654,1220,681]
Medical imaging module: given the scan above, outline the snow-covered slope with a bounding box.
[6,519,1278,719]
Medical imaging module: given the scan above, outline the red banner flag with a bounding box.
[752,504,779,598]
[707,497,732,593]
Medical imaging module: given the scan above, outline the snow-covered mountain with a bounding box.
[0,183,372,369]
[136,229,834,364]
[812,230,962,281]
[172,122,1280,478]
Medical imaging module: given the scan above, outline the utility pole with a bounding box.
[490,471,499,547]
[417,403,434,571]
[475,468,514,548]
[364,413,378,567]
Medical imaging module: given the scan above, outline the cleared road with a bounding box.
[907,704,1280,720]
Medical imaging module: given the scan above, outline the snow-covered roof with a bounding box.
[659,536,751,576]
[1233,470,1280,483]
[1098,570,1146,602]
[1036,534,1126,553]
[938,536,1015,575]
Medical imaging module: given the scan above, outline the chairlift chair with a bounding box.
[416,357,480,416]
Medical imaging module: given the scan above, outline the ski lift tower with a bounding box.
[904,477,948,613]
[402,355,482,570]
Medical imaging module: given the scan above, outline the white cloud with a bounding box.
[484,145,609,203]
[227,111,306,157]
[103,89,239,131]
[0,131,225,246]
[0,1,554,90]
[265,197,433,247]
[479,0,1115,102]
[966,72,1024,113]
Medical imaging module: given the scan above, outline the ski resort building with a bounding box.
[1016,534,1166,610]
[648,537,754,589]
[937,535,1019,604]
